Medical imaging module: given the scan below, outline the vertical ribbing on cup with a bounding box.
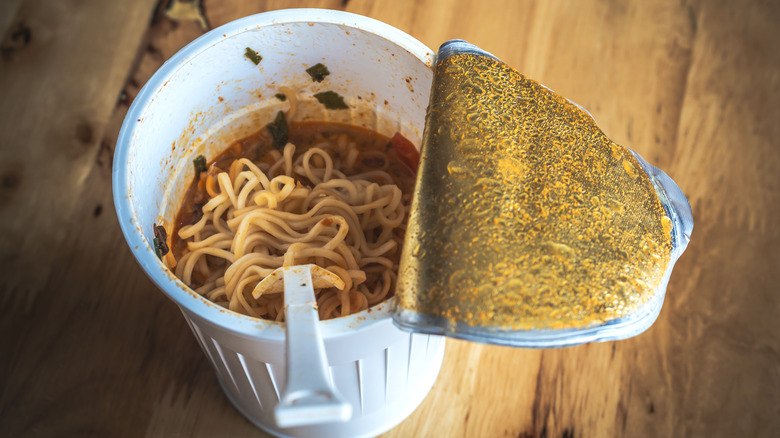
[265,362,282,401]
[407,333,430,388]
[329,360,359,413]
[237,352,263,410]
[354,346,390,414]
[180,312,284,415]
[384,347,391,405]
[356,359,365,414]
[406,332,416,385]
[211,339,241,395]
[182,315,222,378]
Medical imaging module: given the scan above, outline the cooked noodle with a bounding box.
[173,130,411,321]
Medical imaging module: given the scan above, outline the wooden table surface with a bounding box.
[2,0,778,436]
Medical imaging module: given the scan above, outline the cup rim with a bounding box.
[112,9,434,340]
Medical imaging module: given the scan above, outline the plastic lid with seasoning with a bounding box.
[393,40,693,348]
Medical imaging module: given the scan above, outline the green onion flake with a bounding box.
[266,111,289,149]
[193,155,207,176]
[244,47,262,65]
[313,91,349,110]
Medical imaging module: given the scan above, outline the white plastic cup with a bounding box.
[112,9,444,438]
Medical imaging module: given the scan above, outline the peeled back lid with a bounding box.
[392,40,693,348]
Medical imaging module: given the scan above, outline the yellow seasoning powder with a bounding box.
[396,53,672,330]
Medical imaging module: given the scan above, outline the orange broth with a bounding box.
[171,122,418,287]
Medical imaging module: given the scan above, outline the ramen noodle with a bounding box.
[168,121,418,321]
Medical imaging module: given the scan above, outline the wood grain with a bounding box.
[1,0,778,437]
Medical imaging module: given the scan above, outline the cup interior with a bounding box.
[113,9,435,339]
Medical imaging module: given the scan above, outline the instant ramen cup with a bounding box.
[113,9,444,438]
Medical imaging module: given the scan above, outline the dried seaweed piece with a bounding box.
[193,155,207,176]
[305,63,330,82]
[266,111,289,149]
[313,91,348,109]
[153,224,169,259]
